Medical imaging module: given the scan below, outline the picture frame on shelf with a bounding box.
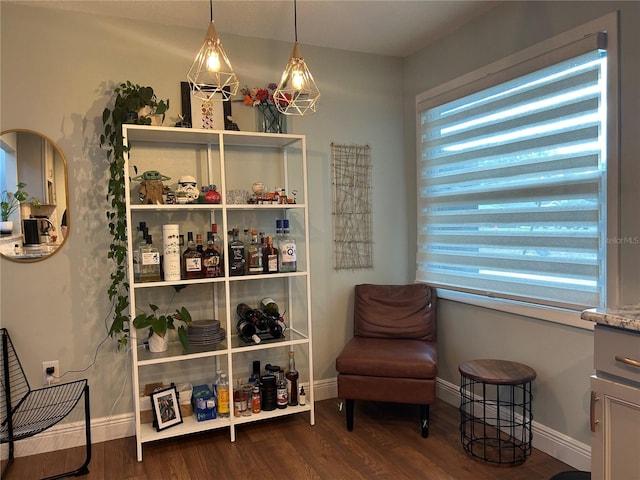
[151,386,183,431]
[180,82,232,130]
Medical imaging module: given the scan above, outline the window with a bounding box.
[416,19,618,314]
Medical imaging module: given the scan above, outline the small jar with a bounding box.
[205,185,222,204]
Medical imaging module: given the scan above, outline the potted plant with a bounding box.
[100,81,170,348]
[1,182,30,234]
[133,304,192,353]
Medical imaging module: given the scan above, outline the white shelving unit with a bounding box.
[122,125,314,461]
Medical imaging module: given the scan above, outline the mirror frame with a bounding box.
[0,129,70,263]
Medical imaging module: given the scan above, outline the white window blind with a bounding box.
[416,34,608,311]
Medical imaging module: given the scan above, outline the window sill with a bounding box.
[435,289,595,331]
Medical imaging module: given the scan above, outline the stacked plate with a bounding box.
[187,319,225,349]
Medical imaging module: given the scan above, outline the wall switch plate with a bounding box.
[42,360,60,385]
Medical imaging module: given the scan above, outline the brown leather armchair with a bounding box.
[335,283,437,437]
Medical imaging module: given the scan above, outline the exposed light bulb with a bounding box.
[292,70,304,90]
[206,49,221,72]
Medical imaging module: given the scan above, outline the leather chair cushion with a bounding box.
[335,337,437,379]
[354,283,435,341]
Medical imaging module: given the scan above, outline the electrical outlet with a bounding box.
[42,360,60,385]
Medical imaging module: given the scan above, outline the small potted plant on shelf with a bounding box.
[133,304,192,353]
[1,182,30,234]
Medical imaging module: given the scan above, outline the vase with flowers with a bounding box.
[241,83,290,134]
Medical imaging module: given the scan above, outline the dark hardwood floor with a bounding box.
[3,398,578,479]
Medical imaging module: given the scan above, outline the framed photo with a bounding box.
[150,386,183,431]
[180,82,232,130]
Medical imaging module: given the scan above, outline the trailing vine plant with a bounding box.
[100,81,169,347]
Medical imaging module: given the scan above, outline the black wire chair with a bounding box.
[1,328,91,479]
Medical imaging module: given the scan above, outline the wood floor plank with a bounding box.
[1,398,579,479]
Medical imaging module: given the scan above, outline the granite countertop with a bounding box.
[581,304,640,332]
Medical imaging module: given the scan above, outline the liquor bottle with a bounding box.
[275,219,283,241]
[246,230,263,274]
[162,224,181,281]
[299,386,306,406]
[251,384,262,413]
[196,233,204,255]
[278,219,297,272]
[216,373,230,418]
[139,234,161,282]
[262,236,279,273]
[228,228,246,276]
[211,223,224,272]
[276,370,288,409]
[236,316,261,344]
[182,232,203,279]
[202,232,222,278]
[133,221,147,281]
[233,378,243,417]
[286,351,299,406]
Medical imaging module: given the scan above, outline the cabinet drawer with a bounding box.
[594,325,640,385]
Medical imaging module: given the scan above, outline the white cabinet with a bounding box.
[122,125,314,461]
[590,376,640,479]
[590,324,640,479]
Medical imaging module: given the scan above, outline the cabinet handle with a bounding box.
[590,391,599,432]
[614,355,640,369]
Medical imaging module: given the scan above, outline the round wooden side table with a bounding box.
[458,359,537,466]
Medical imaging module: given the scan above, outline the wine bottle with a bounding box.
[236,316,261,344]
[261,297,280,316]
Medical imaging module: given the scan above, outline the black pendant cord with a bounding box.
[294,0,298,42]
[209,0,213,22]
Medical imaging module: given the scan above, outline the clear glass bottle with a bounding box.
[133,221,147,282]
[276,370,288,409]
[216,373,230,418]
[251,384,262,413]
[182,232,203,279]
[278,219,297,272]
[286,350,299,406]
[228,228,245,276]
[211,223,224,272]
[247,230,263,274]
[202,231,222,278]
[139,234,161,282]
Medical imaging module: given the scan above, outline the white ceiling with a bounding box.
[19,0,499,57]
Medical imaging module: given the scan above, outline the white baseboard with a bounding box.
[2,377,590,472]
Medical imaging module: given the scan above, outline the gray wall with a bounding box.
[0,2,408,420]
[404,1,640,446]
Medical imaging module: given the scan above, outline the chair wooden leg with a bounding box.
[346,399,354,431]
[420,404,430,438]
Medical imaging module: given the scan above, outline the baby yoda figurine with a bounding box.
[132,170,171,205]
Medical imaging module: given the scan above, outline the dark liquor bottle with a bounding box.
[182,232,203,279]
[202,231,222,278]
[262,236,279,273]
[228,228,245,276]
[211,223,224,272]
[286,351,299,406]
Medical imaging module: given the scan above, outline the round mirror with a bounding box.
[0,129,69,262]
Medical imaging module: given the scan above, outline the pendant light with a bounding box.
[273,0,320,115]
[187,0,239,101]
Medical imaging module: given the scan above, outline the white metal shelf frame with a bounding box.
[122,125,314,461]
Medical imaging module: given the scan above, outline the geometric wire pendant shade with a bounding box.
[274,0,320,115]
[186,1,239,101]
